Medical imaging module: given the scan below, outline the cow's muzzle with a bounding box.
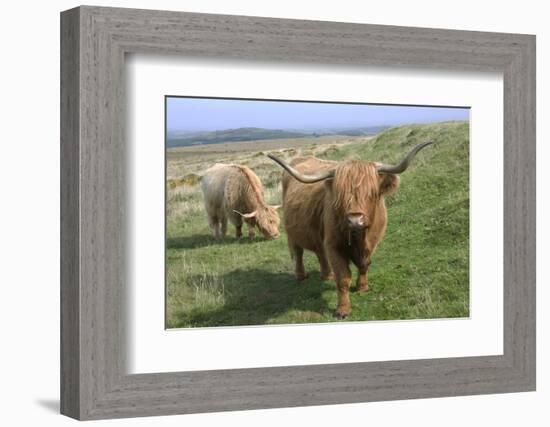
[347,213,368,230]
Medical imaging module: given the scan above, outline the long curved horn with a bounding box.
[267,154,335,183]
[376,141,433,174]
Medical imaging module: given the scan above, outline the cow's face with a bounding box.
[236,205,281,239]
[328,161,399,231]
[256,205,281,239]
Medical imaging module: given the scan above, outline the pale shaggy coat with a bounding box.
[201,163,280,239]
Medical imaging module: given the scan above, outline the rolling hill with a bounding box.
[167,126,389,148]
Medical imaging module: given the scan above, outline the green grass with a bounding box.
[166,121,469,328]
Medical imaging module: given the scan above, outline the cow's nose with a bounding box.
[347,214,367,230]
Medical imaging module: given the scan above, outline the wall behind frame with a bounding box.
[0,1,546,426]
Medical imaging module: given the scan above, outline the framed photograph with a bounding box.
[61,6,536,420]
[164,97,469,328]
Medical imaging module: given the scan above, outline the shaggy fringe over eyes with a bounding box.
[332,161,380,212]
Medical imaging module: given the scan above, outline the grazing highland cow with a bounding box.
[201,163,281,240]
[268,142,432,318]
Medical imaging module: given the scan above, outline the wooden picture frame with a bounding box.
[60,5,536,420]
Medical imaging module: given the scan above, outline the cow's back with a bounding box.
[202,163,263,219]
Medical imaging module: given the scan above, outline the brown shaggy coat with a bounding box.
[282,156,399,318]
[201,163,280,239]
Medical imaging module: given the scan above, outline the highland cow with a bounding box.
[268,142,432,318]
[201,163,281,240]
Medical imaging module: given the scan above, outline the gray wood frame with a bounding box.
[60,5,536,420]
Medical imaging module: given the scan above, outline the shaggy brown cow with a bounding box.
[201,163,281,240]
[268,142,432,318]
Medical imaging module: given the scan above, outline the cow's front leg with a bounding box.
[356,258,371,294]
[220,216,228,238]
[246,219,256,239]
[234,215,243,238]
[208,215,221,239]
[327,248,352,319]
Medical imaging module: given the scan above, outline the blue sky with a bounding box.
[166,97,469,132]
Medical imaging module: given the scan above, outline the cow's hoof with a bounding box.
[335,308,351,319]
[296,272,309,282]
[356,286,370,294]
[321,272,335,280]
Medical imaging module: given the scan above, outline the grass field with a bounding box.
[166,121,470,328]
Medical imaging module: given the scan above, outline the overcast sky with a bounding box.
[166,96,469,132]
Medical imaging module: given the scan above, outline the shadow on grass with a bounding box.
[167,234,265,250]
[171,268,332,328]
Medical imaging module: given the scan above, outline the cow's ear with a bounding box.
[378,173,400,196]
[270,204,282,210]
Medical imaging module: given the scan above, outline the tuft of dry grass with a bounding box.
[168,173,202,189]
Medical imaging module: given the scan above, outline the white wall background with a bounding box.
[0,0,546,425]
